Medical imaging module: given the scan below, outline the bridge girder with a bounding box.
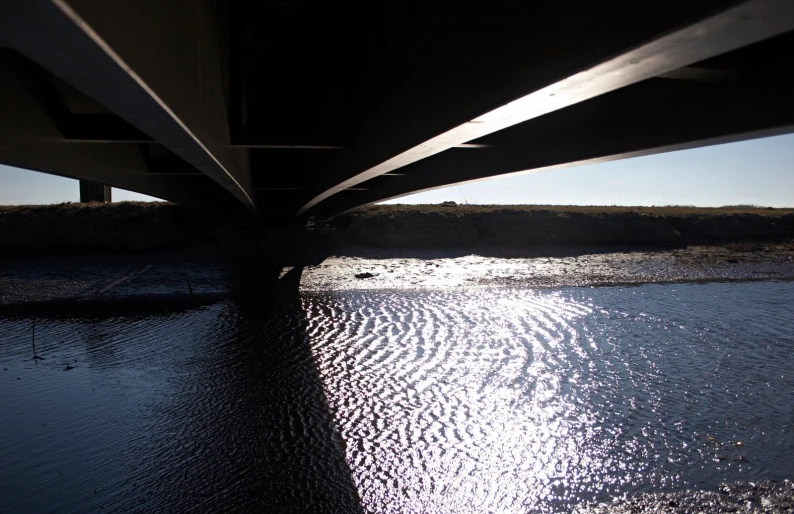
[322,78,794,216]
[0,0,253,210]
[299,0,794,217]
[0,0,792,221]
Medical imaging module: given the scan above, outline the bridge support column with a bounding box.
[79,180,111,203]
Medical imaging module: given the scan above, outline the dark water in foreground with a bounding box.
[1,281,794,513]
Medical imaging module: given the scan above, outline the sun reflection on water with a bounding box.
[304,290,636,512]
[297,283,794,512]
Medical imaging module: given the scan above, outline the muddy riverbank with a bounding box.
[2,202,794,302]
[578,480,794,513]
[303,241,794,290]
[3,241,793,310]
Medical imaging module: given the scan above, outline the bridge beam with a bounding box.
[0,52,237,208]
[299,0,794,216]
[0,0,254,209]
[323,79,794,216]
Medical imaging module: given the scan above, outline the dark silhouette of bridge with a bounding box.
[1,0,793,224]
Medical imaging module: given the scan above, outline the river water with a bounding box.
[1,280,793,513]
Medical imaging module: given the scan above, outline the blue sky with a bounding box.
[382,133,794,207]
[0,167,160,204]
[1,133,793,207]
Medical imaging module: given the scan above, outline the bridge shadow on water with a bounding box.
[0,255,363,513]
[165,264,364,513]
[162,257,364,512]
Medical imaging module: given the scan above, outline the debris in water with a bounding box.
[31,319,42,360]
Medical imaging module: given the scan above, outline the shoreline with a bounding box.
[301,241,794,291]
[578,480,794,513]
[2,202,794,303]
[1,241,792,307]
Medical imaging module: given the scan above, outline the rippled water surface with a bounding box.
[2,281,794,513]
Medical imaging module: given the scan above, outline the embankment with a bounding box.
[0,202,227,257]
[2,203,794,258]
[2,203,794,298]
[333,204,794,248]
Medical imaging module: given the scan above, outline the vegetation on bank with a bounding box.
[0,202,224,256]
[333,204,794,248]
[1,202,793,256]
[347,203,794,217]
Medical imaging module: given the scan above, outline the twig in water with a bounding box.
[186,277,194,300]
[32,320,43,360]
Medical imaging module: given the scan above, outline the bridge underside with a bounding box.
[1,1,793,224]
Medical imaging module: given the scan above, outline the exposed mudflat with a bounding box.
[302,242,794,291]
[3,242,794,307]
[0,251,229,307]
[578,480,794,513]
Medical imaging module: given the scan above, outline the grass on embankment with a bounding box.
[2,202,793,257]
[354,204,794,217]
[0,202,224,257]
[333,204,794,248]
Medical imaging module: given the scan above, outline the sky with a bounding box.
[0,166,161,204]
[0,133,792,207]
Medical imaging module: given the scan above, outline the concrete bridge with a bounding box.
[1,0,793,224]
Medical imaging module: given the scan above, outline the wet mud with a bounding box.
[0,251,229,307]
[302,242,794,291]
[578,480,794,513]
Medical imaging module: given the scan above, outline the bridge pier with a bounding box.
[79,180,111,203]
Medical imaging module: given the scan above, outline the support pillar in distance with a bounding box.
[79,181,112,203]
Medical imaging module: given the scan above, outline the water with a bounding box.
[1,281,793,513]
